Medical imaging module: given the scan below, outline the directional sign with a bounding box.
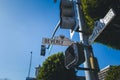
[88,8,116,45]
[42,36,74,46]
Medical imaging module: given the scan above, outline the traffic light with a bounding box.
[40,45,46,56]
[60,0,76,29]
[65,42,85,69]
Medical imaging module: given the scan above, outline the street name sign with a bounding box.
[102,8,116,25]
[88,8,116,45]
[42,38,63,45]
[42,37,74,46]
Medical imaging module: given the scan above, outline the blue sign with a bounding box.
[88,8,116,45]
[88,21,105,45]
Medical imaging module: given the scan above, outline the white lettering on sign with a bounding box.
[88,21,105,45]
[103,9,115,25]
[88,8,116,45]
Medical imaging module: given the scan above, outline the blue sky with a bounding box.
[0,0,120,80]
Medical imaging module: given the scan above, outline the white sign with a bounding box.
[88,8,116,45]
[42,37,74,46]
[42,38,63,45]
[102,8,116,26]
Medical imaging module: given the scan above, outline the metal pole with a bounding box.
[76,0,97,80]
[28,52,32,78]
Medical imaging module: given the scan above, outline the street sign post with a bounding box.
[88,8,116,45]
[42,36,74,46]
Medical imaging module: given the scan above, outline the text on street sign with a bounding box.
[42,37,74,46]
[88,8,116,45]
[42,38,63,45]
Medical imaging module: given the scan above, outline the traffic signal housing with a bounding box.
[65,42,85,69]
[40,45,46,56]
[60,0,76,29]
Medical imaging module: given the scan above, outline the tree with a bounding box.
[37,52,77,80]
[81,0,120,49]
[105,66,120,80]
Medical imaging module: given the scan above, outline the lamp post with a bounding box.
[27,52,33,79]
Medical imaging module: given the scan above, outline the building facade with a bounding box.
[98,65,111,80]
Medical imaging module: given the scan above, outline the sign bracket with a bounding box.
[76,67,99,71]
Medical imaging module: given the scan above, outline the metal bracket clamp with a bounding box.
[76,67,99,71]
[77,29,91,35]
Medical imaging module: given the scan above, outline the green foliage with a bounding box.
[81,0,120,49]
[37,52,77,80]
[105,66,120,80]
[81,0,96,33]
